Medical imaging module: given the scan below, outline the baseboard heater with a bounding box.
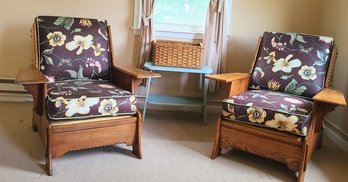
[0,78,32,102]
[0,78,27,93]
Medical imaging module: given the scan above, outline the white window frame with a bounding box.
[132,0,231,39]
[132,0,142,35]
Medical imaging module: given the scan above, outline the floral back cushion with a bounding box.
[36,16,111,82]
[249,32,334,98]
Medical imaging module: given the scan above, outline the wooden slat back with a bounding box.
[107,25,116,67]
[31,22,39,68]
[249,36,263,74]
[324,44,337,88]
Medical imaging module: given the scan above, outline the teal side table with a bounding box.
[143,62,213,124]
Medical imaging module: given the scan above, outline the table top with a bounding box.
[144,62,213,74]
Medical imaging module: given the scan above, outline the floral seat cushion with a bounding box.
[249,32,333,98]
[47,80,137,120]
[222,90,313,136]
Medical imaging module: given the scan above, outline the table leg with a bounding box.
[202,74,207,125]
[142,77,152,121]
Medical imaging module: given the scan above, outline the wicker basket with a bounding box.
[152,40,204,69]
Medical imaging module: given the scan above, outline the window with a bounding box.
[133,0,210,39]
[133,0,231,39]
[154,0,210,38]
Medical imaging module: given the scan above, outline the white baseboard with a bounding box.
[0,80,26,92]
[136,99,222,114]
[325,119,348,153]
[0,92,32,102]
[0,78,31,102]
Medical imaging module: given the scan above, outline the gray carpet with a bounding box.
[0,102,347,182]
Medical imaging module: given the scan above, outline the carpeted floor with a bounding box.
[0,102,347,182]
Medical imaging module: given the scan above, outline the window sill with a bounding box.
[131,28,203,40]
[155,30,203,40]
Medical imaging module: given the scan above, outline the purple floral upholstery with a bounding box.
[222,90,313,136]
[35,16,138,121]
[47,80,137,120]
[249,32,334,98]
[36,16,111,81]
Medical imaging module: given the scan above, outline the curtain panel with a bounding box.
[203,0,228,91]
[136,0,156,69]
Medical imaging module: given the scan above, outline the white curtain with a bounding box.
[136,0,156,69]
[203,0,229,91]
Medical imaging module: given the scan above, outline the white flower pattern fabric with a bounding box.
[92,43,106,56]
[247,107,267,123]
[272,54,301,73]
[36,16,111,81]
[47,80,137,120]
[265,113,301,134]
[98,98,119,115]
[65,96,99,117]
[249,32,334,98]
[65,35,94,55]
[298,65,317,80]
[47,31,66,47]
[263,51,276,64]
[222,90,313,136]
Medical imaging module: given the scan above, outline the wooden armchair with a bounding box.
[16,16,160,175]
[207,32,346,182]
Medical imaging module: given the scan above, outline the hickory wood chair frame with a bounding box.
[206,37,346,182]
[15,23,160,176]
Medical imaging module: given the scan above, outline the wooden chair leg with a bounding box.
[32,121,38,132]
[296,141,309,182]
[32,114,38,132]
[297,168,305,182]
[46,126,52,176]
[295,157,306,182]
[133,112,142,159]
[132,142,142,159]
[46,151,52,176]
[211,144,222,159]
[211,117,222,159]
[316,131,324,149]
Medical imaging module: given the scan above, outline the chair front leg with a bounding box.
[46,125,52,176]
[132,111,142,159]
[227,76,249,97]
[312,102,337,133]
[211,117,222,159]
[111,70,142,93]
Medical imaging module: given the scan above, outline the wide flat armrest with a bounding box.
[205,73,250,83]
[206,73,250,97]
[113,66,161,79]
[15,65,48,84]
[111,66,161,93]
[313,87,346,106]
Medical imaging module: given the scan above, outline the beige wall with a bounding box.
[227,0,322,73]
[0,0,135,78]
[319,0,348,135]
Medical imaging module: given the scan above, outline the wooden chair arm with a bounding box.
[113,66,161,79]
[313,87,346,106]
[15,65,48,84]
[111,66,160,93]
[206,73,250,97]
[205,73,250,83]
[312,88,346,133]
